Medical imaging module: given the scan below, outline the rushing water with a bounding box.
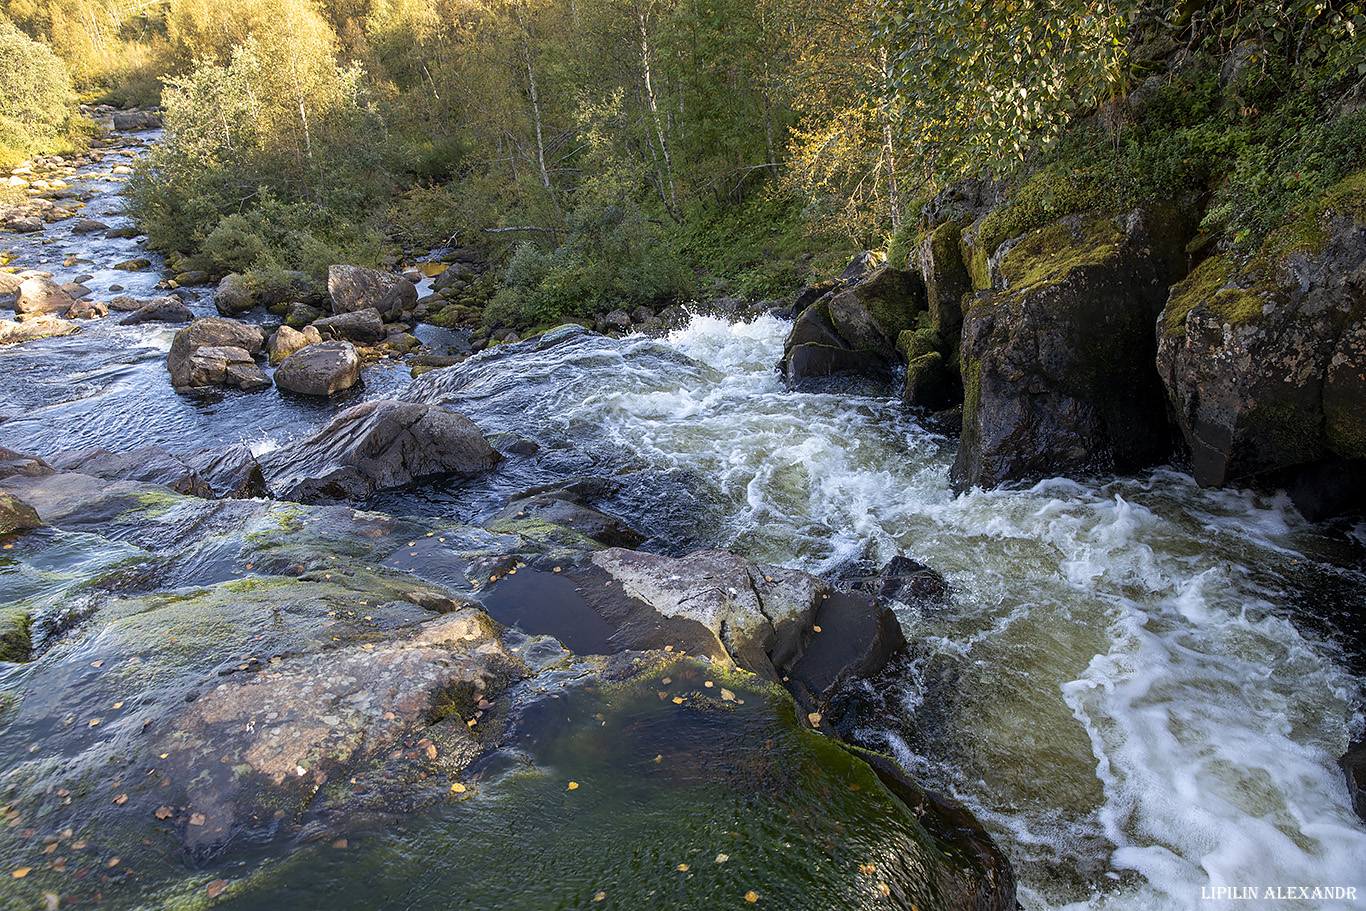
[5,145,1366,909]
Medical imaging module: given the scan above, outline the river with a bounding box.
[3,134,1365,910]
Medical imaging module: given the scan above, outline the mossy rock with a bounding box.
[1162,254,1271,338]
[903,351,957,411]
[953,208,1192,491]
[0,490,42,534]
[997,215,1126,293]
[0,603,30,662]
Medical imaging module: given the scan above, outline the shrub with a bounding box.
[0,16,73,165]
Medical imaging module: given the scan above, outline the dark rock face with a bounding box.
[273,340,360,396]
[260,399,499,502]
[1342,741,1366,822]
[328,264,417,319]
[1157,214,1366,518]
[953,208,1193,490]
[780,266,926,388]
[167,317,268,390]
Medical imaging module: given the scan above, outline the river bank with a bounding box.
[3,121,1366,910]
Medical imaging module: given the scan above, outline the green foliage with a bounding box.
[874,0,1134,175]
[127,29,393,275]
[0,14,73,165]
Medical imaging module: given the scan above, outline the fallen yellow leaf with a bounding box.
[567,781,579,791]
[207,878,228,898]
[877,882,891,897]
[715,854,729,863]
[593,892,606,902]
[156,806,173,820]
[672,697,684,705]
[189,813,206,826]
[807,712,822,727]
[12,867,32,878]
[113,794,128,805]
[450,783,467,794]
[675,863,689,872]
[745,891,759,903]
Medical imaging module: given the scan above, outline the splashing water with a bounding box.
[408,314,1366,910]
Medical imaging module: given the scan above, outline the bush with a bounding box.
[0,16,73,165]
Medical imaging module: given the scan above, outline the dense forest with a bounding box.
[3,0,1366,331]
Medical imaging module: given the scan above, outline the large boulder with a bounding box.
[780,266,926,389]
[259,399,499,501]
[167,317,267,389]
[312,307,386,343]
[15,276,74,316]
[180,345,272,390]
[215,270,318,316]
[328,264,417,318]
[268,324,322,364]
[952,208,1192,490]
[1157,205,1366,519]
[0,316,80,345]
[48,446,215,498]
[554,547,908,705]
[111,109,163,131]
[0,271,25,299]
[119,295,194,325]
[273,339,361,397]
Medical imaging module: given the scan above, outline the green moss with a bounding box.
[483,515,598,549]
[0,604,31,662]
[962,230,992,291]
[897,328,945,362]
[998,215,1124,293]
[1260,171,1366,263]
[929,221,963,268]
[1162,255,1269,337]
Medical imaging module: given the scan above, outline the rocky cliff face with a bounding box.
[952,207,1193,490]
[1157,204,1366,519]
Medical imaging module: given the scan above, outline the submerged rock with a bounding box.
[260,399,499,502]
[0,315,80,345]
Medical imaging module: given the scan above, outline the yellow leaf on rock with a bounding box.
[807,712,822,727]
[450,783,467,794]
[12,867,32,878]
[113,794,128,805]
[675,863,689,872]
[745,891,759,903]
[715,854,729,863]
[593,892,606,902]
[672,697,684,705]
[567,781,579,790]
[156,806,173,820]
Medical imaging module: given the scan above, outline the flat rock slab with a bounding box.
[0,316,80,345]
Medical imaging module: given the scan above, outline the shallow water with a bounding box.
[403,316,1366,910]
[5,146,1366,908]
